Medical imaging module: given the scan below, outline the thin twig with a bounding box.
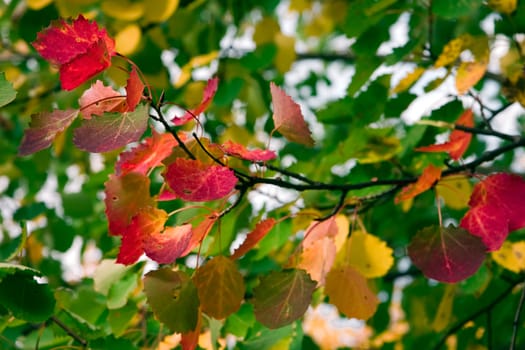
[510,278,525,350]
[150,104,195,160]
[51,316,87,347]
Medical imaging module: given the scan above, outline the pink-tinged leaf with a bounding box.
[270,82,314,146]
[460,204,510,251]
[180,215,218,257]
[302,216,338,248]
[104,173,154,236]
[221,140,277,162]
[144,224,193,264]
[416,109,474,160]
[126,67,144,111]
[468,173,525,231]
[19,109,79,156]
[408,225,486,283]
[297,236,336,286]
[74,103,149,152]
[116,130,177,176]
[164,158,238,201]
[116,219,143,265]
[158,187,178,201]
[253,269,316,329]
[231,218,276,259]
[173,77,219,126]
[79,80,124,119]
[395,164,442,203]
[32,15,115,90]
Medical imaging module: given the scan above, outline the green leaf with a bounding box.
[143,268,200,332]
[107,273,138,309]
[0,72,17,108]
[0,273,55,322]
[193,256,245,319]
[0,262,42,280]
[93,259,132,296]
[432,0,483,18]
[55,287,107,327]
[108,302,138,337]
[240,323,295,350]
[253,269,316,329]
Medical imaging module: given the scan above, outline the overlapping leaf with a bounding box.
[164,158,238,201]
[460,204,509,251]
[19,109,79,156]
[492,241,525,273]
[180,215,218,257]
[172,77,219,126]
[408,225,486,282]
[221,140,277,162]
[270,82,314,146]
[395,164,442,203]
[79,81,124,119]
[0,72,17,107]
[32,15,116,90]
[416,109,474,160]
[302,216,338,247]
[143,224,193,264]
[231,218,276,259]
[74,103,149,152]
[125,66,144,111]
[297,237,336,285]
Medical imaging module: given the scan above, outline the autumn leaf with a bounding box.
[253,269,316,329]
[180,215,218,257]
[32,15,116,90]
[74,103,149,153]
[231,218,276,259]
[144,224,193,264]
[488,0,517,14]
[456,61,487,95]
[434,37,464,68]
[270,82,314,146]
[395,164,442,203]
[172,77,219,126]
[460,203,510,251]
[492,241,525,273]
[125,66,144,111]
[104,173,154,236]
[19,109,79,156]
[116,130,177,176]
[324,265,378,320]
[297,237,336,285]
[416,109,474,160]
[408,225,486,283]
[79,80,125,119]
[164,158,238,201]
[302,216,338,248]
[193,256,244,319]
[337,230,394,278]
[221,140,277,162]
[436,175,472,210]
[143,269,200,332]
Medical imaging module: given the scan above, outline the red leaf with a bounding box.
[416,109,474,160]
[164,158,238,201]
[32,15,116,90]
[270,82,314,146]
[126,67,144,111]
[221,140,277,162]
[408,225,486,283]
[116,130,177,176]
[395,164,442,203]
[460,204,509,251]
[231,218,276,259]
[173,77,219,126]
[117,207,168,265]
[180,215,218,257]
[79,81,124,119]
[73,103,149,152]
[144,224,193,264]
[104,173,154,236]
[19,109,79,156]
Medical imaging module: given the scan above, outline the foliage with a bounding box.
[2,0,525,349]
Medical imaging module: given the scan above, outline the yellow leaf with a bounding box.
[183,81,207,108]
[101,0,144,21]
[432,285,456,332]
[304,14,334,37]
[334,214,350,251]
[325,265,379,320]
[115,24,142,56]
[456,60,487,94]
[435,37,464,68]
[436,175,472,210]
[143,0,179,23]
[26,0,53,10]
[274,33,296,74]
[492,241,525,273]
[175,52,219,88]
[253,17,280,45]
[488,0,517,14]
[288,0,312,12]
[500,48,523,84]
[391,67,425,95]
[338,230,394,278]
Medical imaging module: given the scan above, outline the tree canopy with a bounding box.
[1,0,525,349]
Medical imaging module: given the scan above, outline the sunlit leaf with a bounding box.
[270,82,314,146]
[436,175,472,209]
[253,269,316,328]
[144,224,193,264]
[456,60,487,94]
[143,0,179,23]
[297,237,336,285]
[193,256,244,319]
[395,164,442,203]
[143,268,199,332]
[93,259,132,295]
[408,225,486,283]
[492,241,525,273]
[325,265,378,320]
[0,72,17,107]
[101,0,144,20]
[391,66,425,94]
[231,218,276,259]
[434,37,464,67]
[32,15,116,90]
[115,24,142,56]
[221,140,277,162]
[460,203,510,251]
[302,216,338,248]
[164,158,238,201]
[74,103,149,152]
[180,215,218,257]
[79,80,124,119]
[19,109,79,156]
[488,0,517,15]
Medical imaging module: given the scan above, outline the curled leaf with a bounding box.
[395,164,442,203]
[221,140,277,162]
[173,77,218,126]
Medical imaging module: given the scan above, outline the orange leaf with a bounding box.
[297,236,336,285]
[395,164,442,203]
[231,218,276,259]
[456,61,487,95]
[302,216,338,248]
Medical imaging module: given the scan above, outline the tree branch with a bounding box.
[510,277,525,350]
